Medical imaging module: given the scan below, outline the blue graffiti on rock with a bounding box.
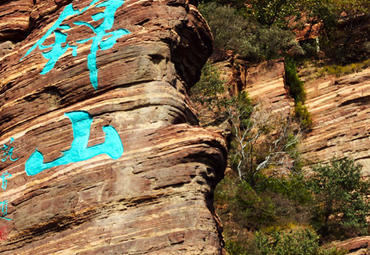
[1,138,19,162]
[0,200,11,221]
[25,111,124,176]
[20,0,130,90]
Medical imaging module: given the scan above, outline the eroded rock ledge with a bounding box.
[0,0,227,254]
[301,68,370,175]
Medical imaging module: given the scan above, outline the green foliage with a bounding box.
[227,93,302,184]
[285,58,306,103]
[307,0,369,30]
[299,39,320,59]
[319,247,347,255]
[215,173,312,232]
[308,158,370,240]
[215,172,350,254]
[285,58,312,130]
[225,239,249,255]
[232,180,278,229]
[190,61,224,106]
[201,0,369,64]
[245,0,302,28]
[319,20,370,65]
[320,59,370,77]
[254,173,312,205]
[311,0,370,64]
[255,228,346,255]
[294,102,312,130]
[255,228,320,255]
[198,3,302,62]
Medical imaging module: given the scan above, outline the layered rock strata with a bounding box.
[216,58,369,175]
[301,68,370,175]
[243,59,294,115]
[215,59,294,115]
[0,0,227,254]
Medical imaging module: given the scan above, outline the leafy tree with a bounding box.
[308,158,369,240]
[198,3,303,62]
[245,0,303,28]
[299,0,369,64]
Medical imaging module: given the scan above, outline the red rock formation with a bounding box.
[329,236,370,255]
[215,57,369,176]
[0,0,227,254]
[301,68,370,175]
[214,59,294,115]
[243,59,294,115]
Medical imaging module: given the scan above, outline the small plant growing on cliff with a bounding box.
[228,99,300,184]
[294,102,312,130]
[285,58,305,103]
[190,61,224,107]
[285,58,312,130]
[308,157,369,240]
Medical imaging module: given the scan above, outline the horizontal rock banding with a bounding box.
[0,0,226,254]
[301,68,370,175]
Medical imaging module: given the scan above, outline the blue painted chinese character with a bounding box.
[0,172,11,191]
[1,138,19,162]
[0,200,11,221]
[20,0,130,90]
[25,111,124,176]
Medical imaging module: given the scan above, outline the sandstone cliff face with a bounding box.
[242,59,294,115]
[215,59,294,115]
[215,58,369,175]
[301,68,370,175]
[0,0,227,254]
[243,63,370,175]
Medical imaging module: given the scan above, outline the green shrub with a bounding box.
[295,102,312,130]
[319,17,370,65]
[255,228,320,255]
[199,3,303,62]
[190,61,224,106]
[225,239,249,255]
[254,173,312,205]
[215,173,312,233]
[285,58,313,130]
[321,59,370,77]
[254,228,346,255]
[299,39,319,58]
[285,58,306,103]
[319,247,347,255]
[308,158,369,240]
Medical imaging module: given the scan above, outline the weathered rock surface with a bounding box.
[216,56,369,175]
[301,68,370,175]
[243,59,294,115]
[0,0,227,254]
[0,0,32,41]
[329,236,370,255]
[215,58,294,115]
